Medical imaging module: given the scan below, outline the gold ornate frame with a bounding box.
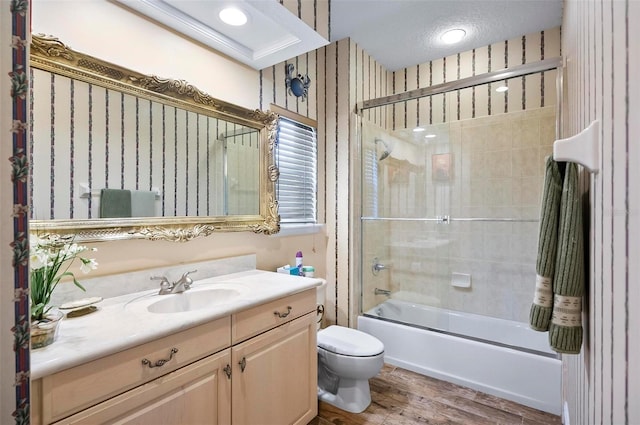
[29,34,280,242]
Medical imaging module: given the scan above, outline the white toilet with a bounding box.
[316,281,385,413]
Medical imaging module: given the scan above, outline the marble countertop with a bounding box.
[31,270,322,380]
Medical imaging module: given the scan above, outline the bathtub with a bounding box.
[358,299,562,415]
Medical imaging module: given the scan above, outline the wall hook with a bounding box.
[553,120,600,173]
[285,63,311,102]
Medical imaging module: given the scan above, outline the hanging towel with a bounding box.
[529,157,564,331]
[99,189,132,218]
[548,163,584,354]
[131,190,157,217]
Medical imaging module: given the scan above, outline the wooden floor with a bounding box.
[308,364,562,425]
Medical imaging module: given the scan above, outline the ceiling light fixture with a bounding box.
[440,28,466,44]
[219,7,248,26]
[495,86,509,93]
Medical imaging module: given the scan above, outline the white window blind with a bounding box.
[362,147,379,217]
[276,116,317,224]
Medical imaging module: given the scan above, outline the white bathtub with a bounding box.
[358,299,562,415]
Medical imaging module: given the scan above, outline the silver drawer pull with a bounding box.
[141,348,178,369]
[224,364,232,379]
[239,356,247,372]
[273,306,292,318]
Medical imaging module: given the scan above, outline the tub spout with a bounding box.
[374,288,391,297]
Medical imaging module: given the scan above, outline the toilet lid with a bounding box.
[317,326,384,357]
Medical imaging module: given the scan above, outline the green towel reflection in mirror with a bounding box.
[100,189,157,218]
[100,189,132,218]
[131,190,156,217]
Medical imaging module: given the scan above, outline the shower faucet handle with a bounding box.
[372,257,389,275]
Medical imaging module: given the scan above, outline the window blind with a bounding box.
[362,147,379,217]
[276,117,317,224]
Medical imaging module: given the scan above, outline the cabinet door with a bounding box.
[54,349,232,425]
[232,312,317,425]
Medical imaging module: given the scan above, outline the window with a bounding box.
[275,115,317,225]
[362,147,379,217]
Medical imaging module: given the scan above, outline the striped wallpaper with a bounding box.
[260,0,329,121]
[29,69,259,220]
[390,27,560,130]
[561,1,639,424]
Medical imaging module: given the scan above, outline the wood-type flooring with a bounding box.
[308,364,562,425]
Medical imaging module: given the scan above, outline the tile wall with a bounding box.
[362,106,556,323]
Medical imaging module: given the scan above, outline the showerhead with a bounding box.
[379,150,391,161]
[374,138,392,161]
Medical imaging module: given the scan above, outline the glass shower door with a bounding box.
[360,115,453,331]
[359,74,557,349]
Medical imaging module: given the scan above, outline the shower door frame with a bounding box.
[350,56,564,326]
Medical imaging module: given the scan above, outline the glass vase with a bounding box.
[31,309,64,349]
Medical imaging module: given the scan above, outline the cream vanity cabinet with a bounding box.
[231,290,317,425]
[32,288,317,425]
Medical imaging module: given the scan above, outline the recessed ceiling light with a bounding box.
[441,29,466,45]
[495,86,509,93]
[425,134,437,139]
[219,7,247,26]
[413,127,426,132]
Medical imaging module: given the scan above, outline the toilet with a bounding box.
[316,281,385,413]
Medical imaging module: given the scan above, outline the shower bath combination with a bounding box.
[357,57,564,415]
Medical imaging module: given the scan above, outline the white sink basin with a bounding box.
[143,284,247,314]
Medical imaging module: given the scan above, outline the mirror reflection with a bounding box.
[29,34,279,241]
[31,54,259,220]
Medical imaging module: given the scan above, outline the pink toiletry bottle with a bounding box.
[295,251,303,275]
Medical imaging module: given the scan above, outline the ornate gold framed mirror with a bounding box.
[29,34,280,242]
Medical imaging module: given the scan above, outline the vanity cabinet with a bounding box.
[32,288,317,425]
[230,287,317,425]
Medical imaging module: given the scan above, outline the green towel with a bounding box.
[99,189,132,218]
[548,163,584,354]
[529,157,563,331]
[131,190,156,217]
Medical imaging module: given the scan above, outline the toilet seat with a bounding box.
[317,325,384,357]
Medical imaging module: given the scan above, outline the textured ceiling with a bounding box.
[331,0,563,71]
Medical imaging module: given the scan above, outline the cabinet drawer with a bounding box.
[232,289,315,344]
[41,316,230,424]
[51,349,231,425]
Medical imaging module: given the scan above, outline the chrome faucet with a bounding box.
[151,270,197,295]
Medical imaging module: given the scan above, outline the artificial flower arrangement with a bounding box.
[30,235,98,333]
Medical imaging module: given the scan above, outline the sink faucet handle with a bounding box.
[151,275,172,294]
[150,275,170,284]
[182,270,197,278]
[180,270,197,289]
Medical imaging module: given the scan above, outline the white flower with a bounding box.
[29,235,98,321]
[80,258,99,274]
[29,250,48,270]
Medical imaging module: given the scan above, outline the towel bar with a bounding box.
[78,183,161,199]
[552,120,600,173]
